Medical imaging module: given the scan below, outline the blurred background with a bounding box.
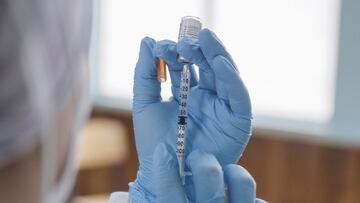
[73,0,360,202]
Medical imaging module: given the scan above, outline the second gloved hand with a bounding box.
[153,143,266,203]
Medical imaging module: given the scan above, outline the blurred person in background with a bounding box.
[0,0,92,202]
[0,0,264,203]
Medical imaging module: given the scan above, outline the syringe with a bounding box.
[175,16,202,184]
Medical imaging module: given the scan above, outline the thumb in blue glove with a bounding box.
[152,143,186,203]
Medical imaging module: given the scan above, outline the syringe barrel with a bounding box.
[178,16,202,63]
[175,16,202,184]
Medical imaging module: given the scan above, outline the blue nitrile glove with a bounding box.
[152,143,266,203]
[130,29,252,202]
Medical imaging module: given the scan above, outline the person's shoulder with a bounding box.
[108,192,129,203]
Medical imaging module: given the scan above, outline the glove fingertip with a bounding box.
[198,29,225,57]
[140,36,156,51]
[153,40,176,57]
[198,28,215,44]
[224,164,255,187]
[177,37,207,66]
[154,40,183,71]
[224,164,256,203]
[136,36,157,70]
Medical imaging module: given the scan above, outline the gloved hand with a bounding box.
[153,143,266,203]
[130,29,252,202]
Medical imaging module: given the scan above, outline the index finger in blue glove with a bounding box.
[153,143,186,203]
[186,150,226,203]
[199,29,251,117]
[154,40,198,101]
[133,37,161,114]
[177,37,216,92]
[224,164,256,203]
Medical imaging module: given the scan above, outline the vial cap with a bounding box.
[178,16,202,40]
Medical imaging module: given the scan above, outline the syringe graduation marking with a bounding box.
[175,16,202,184]
[176,64,190,158]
